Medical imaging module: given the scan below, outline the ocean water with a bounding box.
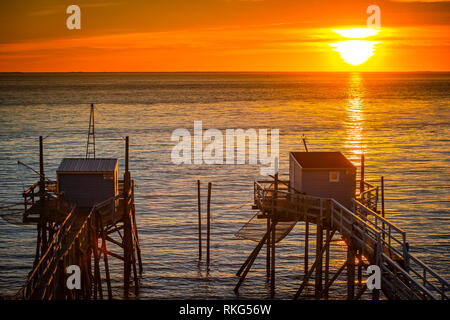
[0,72,448,299]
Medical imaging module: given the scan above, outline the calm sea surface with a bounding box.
[0,72,449,299]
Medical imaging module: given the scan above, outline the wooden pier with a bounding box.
[234,164,449,300]
[14,136,142,300]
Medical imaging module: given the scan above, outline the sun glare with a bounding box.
[329,28,380,66]
[329,40,379,66]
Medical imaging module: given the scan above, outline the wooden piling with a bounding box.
[234,224,274,293]
[381,176,385,241]
[270,217,276,298]
[123,172,132,297]
[381,176,385,218]
[324,228,330,299]
[206,182,212,267]
[92,217,103,300]
[315,217,323,297]
[131,203,143,275]
[347,239,355,300]
[100,219,112,299]
[123,136,133,297]
[270,173,278,298]
[197,180,202,261]
[39,136,48,254]
[360,153,365,196]
[266,214,270,281]
[304,221,309,274]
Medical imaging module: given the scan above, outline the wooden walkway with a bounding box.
[235,178,449,300]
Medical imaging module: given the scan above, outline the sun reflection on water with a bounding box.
[344,73,366,163]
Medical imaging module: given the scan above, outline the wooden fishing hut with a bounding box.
[15,119,142,300]
[235,150,449,300]
[57,158,119,209]
[289,152,356,209]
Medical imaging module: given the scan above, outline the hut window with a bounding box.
[329,171,340,182]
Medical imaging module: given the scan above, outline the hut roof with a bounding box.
[290,152,355,169]
[57,158,118,173]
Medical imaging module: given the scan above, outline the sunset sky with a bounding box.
[0,0,449,72]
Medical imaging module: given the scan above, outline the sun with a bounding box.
[329,40,379,66]
[330,28,380,66]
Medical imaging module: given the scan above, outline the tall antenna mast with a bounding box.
[86,104,96,158]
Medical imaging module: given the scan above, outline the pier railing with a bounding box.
[358,181,378,211]
[15,203,76,299]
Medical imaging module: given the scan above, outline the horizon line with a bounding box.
[1,70,450,74]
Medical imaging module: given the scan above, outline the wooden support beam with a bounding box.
[294,230,336,300]
[91,220,102,300]
[105,235,124,248]
[347,239,356,300]
[122,170,132,298]
[381,176,385,241]
[266,215,270,281]
[99,248,124,261]
[324,228,331,299]
[100,219,112,300]
[317,260,348,299]
[234,223,275,293]
[304,221,309,274]
[315,217,323,297]
[270,218,277,298]
[130,219,139,296]
[360,153,365,196]
[131,205,143,275]
[207,182,212,267]
[197,180,202,261]
[106,225,124,235]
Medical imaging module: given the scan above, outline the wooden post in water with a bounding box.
[93,215,103,300]
[270,218,276,298]
[39,136,44,186]
[270,173,278,298]
[206,182,212,267]
[131,202,143,275]
[381,176,385,218]
[100,221,112,300]
[360,153,365,197]
[197,180,202,261]
[304,221,309,274]
[123,136,132,297]
[381,176,385,241]
[324,228,330,299]
[39,136,48,253]
[266,214,270,281]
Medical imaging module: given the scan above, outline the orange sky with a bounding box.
[0,0,449,72]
